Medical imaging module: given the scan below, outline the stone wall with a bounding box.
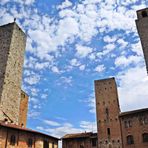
[136,8,148,73]
[0,23,26,124]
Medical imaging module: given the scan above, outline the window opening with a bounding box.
[142,11,148,17]
[10,135,16,146]
[127,135,134,145]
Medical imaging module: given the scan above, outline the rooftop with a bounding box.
[0,121,59,140]
[62,132,97,139]
[119,108,148,117]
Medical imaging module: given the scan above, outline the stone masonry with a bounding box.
[0,22,26,124]
[136,8,148,73]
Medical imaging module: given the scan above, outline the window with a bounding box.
[144,117,148,124]
[80,144,84,148]
[139,116,148,125]
[107,128,111,139]
[52,142,54,148]
[142,11,148,17]
[10,135,16,146]
[43,140,49,148]
[124,120,132,128]
[105,108,109,117]
[127,135,134,145]
[143,133,148,142]
[92,138,97,147]
[28,138,33,148]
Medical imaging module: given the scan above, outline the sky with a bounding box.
[0,0,148,144]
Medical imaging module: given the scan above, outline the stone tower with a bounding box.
[136,8,148,73]
[0,22,26,125]
[95,77,122,148]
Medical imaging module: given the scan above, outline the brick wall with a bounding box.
[0,125,58,148]
[95,78,122,148]
[19,90,29,127]
[120,111,148,148]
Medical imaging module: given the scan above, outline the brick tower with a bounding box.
[95,77,122,148]
[19,90,29,127]
[0,22,26,125]
[136,8,148,73]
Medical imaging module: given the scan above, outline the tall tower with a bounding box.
[95,78,122,148]
[136,8,148,73]
[19,90,29,127]
[0,22,26,124]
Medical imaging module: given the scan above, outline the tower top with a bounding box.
[136,8,148,20]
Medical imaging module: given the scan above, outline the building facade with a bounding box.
[94,78,122,148]
[0,122,58,148]
[94,77,148,148]
[62,132,98,148]
[136,8,148,73]
[0,22,26,125]
[119,109,148,148]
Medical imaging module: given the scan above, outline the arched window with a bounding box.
[28,138,33,148]
[142,11,148,17]
[143,133,148,142]
[10,135,16,145]
[127,135,134,145]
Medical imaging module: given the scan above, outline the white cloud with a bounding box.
[44,120,61,127]
[79,65,85,71]
[37,120,96,138]
[70,58,81,66]
[57,0,72,10]
[117,66,148,111]
[24,75,40,85]
[76,45,93,58]
[51,66,60,74]
[115,55,143,67]
[94,64,105,72]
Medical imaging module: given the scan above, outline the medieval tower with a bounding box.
[95,78,122,148]
[136,8,148,73]
[0,22,26,125]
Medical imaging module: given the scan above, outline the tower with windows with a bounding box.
[94,77,122,148]
[136,8,148,73]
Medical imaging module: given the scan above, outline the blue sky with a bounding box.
[1,0,148,142]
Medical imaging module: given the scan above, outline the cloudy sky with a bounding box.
[1,0,148,141]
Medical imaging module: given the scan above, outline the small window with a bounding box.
[143,133,148,142]
[124,120,132,128]
[107,128,111,136]
[144,117,148,124]
[92,138,97,146]
[52,142,54,148]
[28,138,33,148]
[43,140,49,148]
[10,135,16,146]
[142,11,148,17]
[127,135,134,145]
[80,144,84,148]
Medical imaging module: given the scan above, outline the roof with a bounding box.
[119,108,148,117]
[94,77,115,83]
[0,121,59,140]
[62,132,97,139]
